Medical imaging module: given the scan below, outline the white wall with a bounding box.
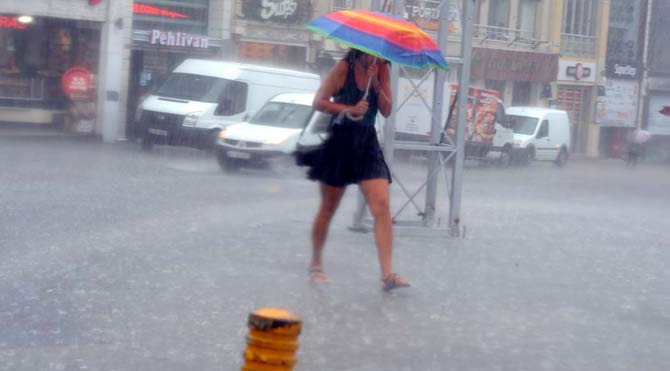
[2,0,108,22]
[95,0,133,142]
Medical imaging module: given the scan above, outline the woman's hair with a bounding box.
[343,48,390,65]
[344,48,363,63]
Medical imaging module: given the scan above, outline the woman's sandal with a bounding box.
[381,273,410,292]
[309,268,329,284]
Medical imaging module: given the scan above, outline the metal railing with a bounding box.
[560,33,597,57]
[470,24,538,46]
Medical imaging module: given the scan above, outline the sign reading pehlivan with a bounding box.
[150,30,209,49]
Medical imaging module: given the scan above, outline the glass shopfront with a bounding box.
[0,16,100,131]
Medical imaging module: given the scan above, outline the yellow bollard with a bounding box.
[241,308,302,371]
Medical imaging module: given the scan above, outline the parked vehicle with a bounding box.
[137,59,321,150]
[394,77,514,163]
[216,93,315,171]
[506,107,571,166]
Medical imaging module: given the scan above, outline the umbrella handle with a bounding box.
[362,57,377,100]
[348,57,377,122]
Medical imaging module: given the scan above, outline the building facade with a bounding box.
[231,0,315,69]
[462,0,559,110]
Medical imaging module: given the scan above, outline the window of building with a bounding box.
[488,0,510,29]
[517,0,538,39]
[563,0,597,36]
[0,18,100,110]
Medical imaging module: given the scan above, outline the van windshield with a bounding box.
[155,73,231,103]
[508,115,539,135]
[250,102,313,129]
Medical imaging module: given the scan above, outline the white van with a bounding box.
[138,59,321,150]
[506,107,571,166]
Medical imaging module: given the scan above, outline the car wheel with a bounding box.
[499,146,512,167]
[524,146,535,165]
[140,132,154,151]
[555,148,568,167]
[217,152,241,173]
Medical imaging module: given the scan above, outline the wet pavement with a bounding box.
[1,136,669,370]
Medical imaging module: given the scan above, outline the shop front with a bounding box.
[556,60,598,154]
[127,0,222,139]
[470,47,558,108]
[232,0,312,70]
[0,15,101,132]
[643,78,670,162]
[596,63,640,158]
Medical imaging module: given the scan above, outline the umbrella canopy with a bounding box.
[306,10,448,70]
[631,129,652,144]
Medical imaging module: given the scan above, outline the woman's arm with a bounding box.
[313,60,370,118]
[371,62,392,118]
[313,61,351,114]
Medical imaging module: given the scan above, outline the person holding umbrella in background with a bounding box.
[303,10,449,291]
[626,128,651,167]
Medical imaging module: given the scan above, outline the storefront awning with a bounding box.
[471,47,559,83]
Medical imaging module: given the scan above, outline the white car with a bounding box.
[216,93,316,171]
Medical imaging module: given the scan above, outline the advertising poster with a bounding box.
[596,79,638,127]
[446,85,500,144]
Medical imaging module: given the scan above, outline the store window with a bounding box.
[0,16,100,131]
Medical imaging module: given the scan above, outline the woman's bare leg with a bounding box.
[310,183,346,281]
[358,178,393,277]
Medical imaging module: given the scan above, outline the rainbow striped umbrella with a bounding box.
[306,10,448,70]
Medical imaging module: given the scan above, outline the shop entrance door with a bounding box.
[557,86,590,153]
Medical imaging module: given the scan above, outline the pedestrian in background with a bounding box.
[626,129,651,167]
[307,48,410,292]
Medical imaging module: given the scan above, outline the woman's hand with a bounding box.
[349,99,369,117]
[367,61,384,92]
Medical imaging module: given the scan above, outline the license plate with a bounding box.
[148,128,168,136]
[227,150,251,159]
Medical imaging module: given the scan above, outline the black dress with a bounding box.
[308,59,392,188]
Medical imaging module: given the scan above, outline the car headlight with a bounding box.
[182,112,202,127]
[218,129,228,138]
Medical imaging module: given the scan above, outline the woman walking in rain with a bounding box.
[307,49,410,291]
